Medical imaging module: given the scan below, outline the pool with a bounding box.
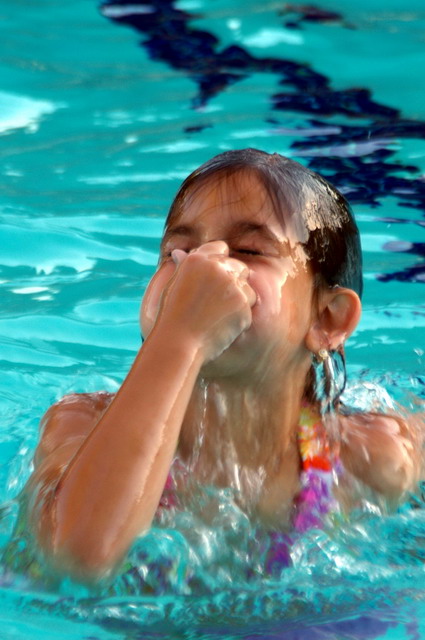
[0,0,424,637]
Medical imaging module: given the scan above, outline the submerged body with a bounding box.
[23,150,423,583]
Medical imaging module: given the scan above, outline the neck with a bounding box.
[178,365,308,501]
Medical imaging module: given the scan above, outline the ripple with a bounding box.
[243,28,303,48]
[0,91,63,135]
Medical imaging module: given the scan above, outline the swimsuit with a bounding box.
[294,403,341,532]
[266,404,342,572]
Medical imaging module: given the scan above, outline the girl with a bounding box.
[24,149,423,583]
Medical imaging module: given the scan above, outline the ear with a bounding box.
[305,287,362,353]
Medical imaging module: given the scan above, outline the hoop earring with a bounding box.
[312,348,347,415]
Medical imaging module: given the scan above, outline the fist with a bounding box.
[142,242,257,363]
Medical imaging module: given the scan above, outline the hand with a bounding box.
[156,241,257,363]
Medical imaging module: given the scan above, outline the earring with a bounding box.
[312,347,347,415]
[317,348,329,362]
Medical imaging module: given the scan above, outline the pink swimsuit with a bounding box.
[266,404,341,571]
[294,403,341,532]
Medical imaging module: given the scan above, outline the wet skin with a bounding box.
[22,171,422,584]
[141,171,316,384]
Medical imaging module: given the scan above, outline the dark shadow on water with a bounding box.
[100,0,425,285]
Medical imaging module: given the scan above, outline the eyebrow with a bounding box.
[229,221,281,244]
[160,226,195,253]
[162,221,282,245]
[162,225,195,244]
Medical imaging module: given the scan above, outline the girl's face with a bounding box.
[141,171,316,377]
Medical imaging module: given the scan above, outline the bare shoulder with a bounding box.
[35,391,115,466]
[339,410,424,445]
[338,410,424,499]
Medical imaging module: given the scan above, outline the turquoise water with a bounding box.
[1,0,425,637]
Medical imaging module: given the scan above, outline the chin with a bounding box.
[200,358,248,381]
[200,332,264,381]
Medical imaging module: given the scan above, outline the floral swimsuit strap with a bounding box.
[294,403,341,532]
[266,404,341,572]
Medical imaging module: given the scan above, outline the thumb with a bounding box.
[171,249,188,265]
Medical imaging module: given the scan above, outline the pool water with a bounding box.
[0,0,424,638]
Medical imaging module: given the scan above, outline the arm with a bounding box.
[25,242,255,583]
[28,333,204,583]
[339,411,424,502]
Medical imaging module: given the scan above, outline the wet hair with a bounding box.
[165,148,363,298]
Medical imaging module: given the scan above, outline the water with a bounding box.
[0,0,425,637]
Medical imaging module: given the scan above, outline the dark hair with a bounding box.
[166,148,363,298]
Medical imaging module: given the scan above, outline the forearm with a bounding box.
[29,242,256,582]
[35,324,203,581]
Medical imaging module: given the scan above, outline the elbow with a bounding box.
[44,536,120,585]
[28,505,116,585]
[34,513,124,585]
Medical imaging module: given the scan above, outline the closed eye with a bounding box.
[162,246,192,259]
[234,248,262,256]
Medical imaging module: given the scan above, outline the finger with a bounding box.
[171,249,188,265]
[194,241,229,257]
[240,281,257,307]
[220,257,249,279]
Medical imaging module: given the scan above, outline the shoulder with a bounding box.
[22,392,115,534]
[339,410,423,444]
[339,381,424,451]
[339,410,406,433]
[338,410,424,500]
[35,391,115,466]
